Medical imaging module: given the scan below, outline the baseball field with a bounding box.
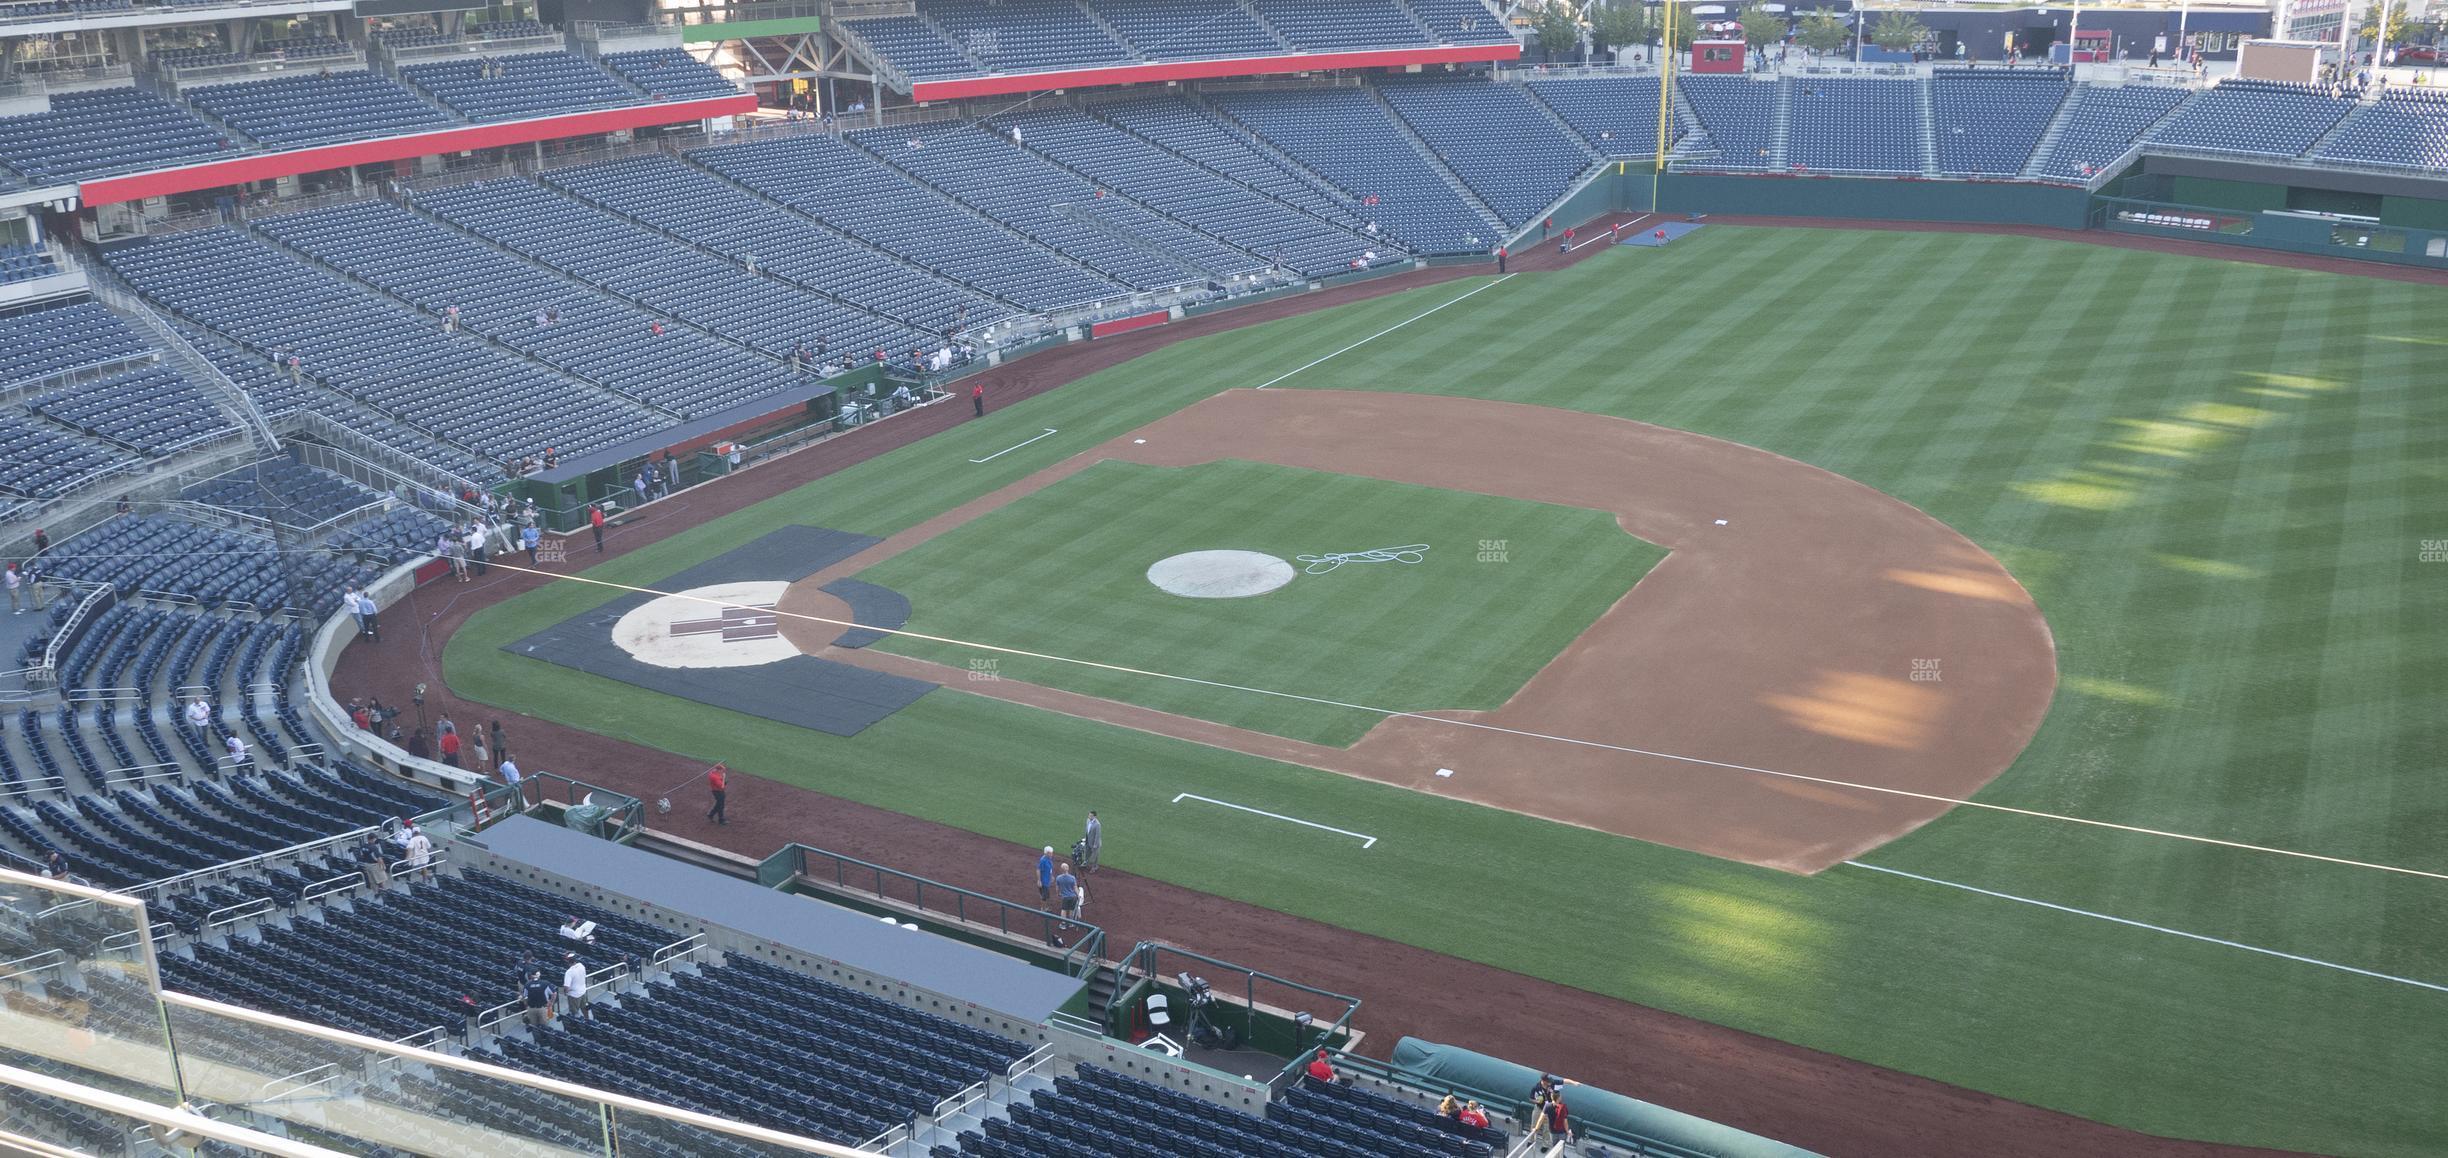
[442,226,2447,1156]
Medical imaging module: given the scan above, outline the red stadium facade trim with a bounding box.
[1089,310,1169,338]
[76,94,756,207]
[908,43,1523,102]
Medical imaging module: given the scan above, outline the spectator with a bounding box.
[472,731,490,776]
[405,729,431,760]
[438,728,462,768]
[1543,1095,1573,1148]
[344,586,368,637]
[521,968,556,1028]
[1458,1101,1490,1130]
[357,588,380,641]
[498,754,521,791]
[5,563,21,614]
[1082,810,1102,873]
[489,720,507,765]
[705,762,728,825]
[224,733,249,769]
[184,697,213,735]
[358,835,392,890]
[30,528,45,555]
[559,916,598,946]
[561,952,591,1021]
[1036,845,1055,902]
[42,849,69,880]
[633,469,650,506]
[403,824,434,878]
[1306,1049,1337,1082]
[1438,1094,1460,1119]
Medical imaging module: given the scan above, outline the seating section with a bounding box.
[1407,0,1509,44]
[1788,77,1919,174]
[2030,84,2187,179]
[843,16,981,82]
[414,178,916,366]
[689,134,1125,312]
[1250,0,1423,52]
[472,19,552,39]
[1379,78,1593,225]
[1096,98,1373,234]
[402,51,638,122]
[1527,75,1674,157]
[372,27,457,50]
[0,87,229,183]
[545,155,1002,336]
[941,1065,1504,1157]
[2318,89,2448,170]
[1097,0,1280,60]
[99,228,667,463]
[923,0,1136,74]
[256,199,787,418]
[1931,68,2069,176]
[44,514,374,611]
[163,871,1030,1149]
[154,46,247,70]
[186,71,457,149]
[2148,78,2358,158]
[995,107,1374,275]
[1207,87,1503,251]
[182,459,385,527]
[852,123,1261,285]
[0,241,57,284]
[0,300,151,388]
[256,36,351,60]
[1678,75,1780,168]
[601,48,736,101]
[29,366,234,456]
[0,413,137,499]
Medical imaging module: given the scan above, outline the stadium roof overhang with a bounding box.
[74,92,756,207]
[907,41,1522,102]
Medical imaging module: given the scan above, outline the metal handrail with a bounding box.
[0,947,66,983]
[650,933,705,967]
[203,896,276,930]
[0,775,66,800]
[776,843,1105,976]
[100,762,188,787]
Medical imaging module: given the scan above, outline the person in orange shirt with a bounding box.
[704,762,729,826]
[588,504,606,554]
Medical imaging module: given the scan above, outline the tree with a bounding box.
[1526,0,1587,63]
[1590,0,1649,60]
[2358,3,2408,49]
[1870,11,1929,53]
[1738,2,1786,49]
[1797,9,1849,55]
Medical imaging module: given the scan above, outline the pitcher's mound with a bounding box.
[1147,550,1295,598]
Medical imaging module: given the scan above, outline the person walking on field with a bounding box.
[589,504,606,553]
[1036,845,1055,902]
[1081,811,1101,873]
[971,382,986,418]
[704,762,729,825]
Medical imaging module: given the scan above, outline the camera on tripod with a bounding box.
[1174,972,1241,1051]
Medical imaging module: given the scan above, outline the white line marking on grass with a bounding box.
[969,428,1059,463]
[1566,214,1652,252]
[1173,793,1376,848]
[1254,274,1515,390]
[1845,861,2448,994]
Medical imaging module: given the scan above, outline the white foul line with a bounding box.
[968,427,1059,463]
[1254,274,1515,390]
[1844,861,2448,995]
[1173,793,1376,848]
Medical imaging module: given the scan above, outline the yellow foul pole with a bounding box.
[1653,0,1675,211]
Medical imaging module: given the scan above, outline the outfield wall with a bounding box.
[1647,174,2094,230]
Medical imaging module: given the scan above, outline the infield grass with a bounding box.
[450,228,2448,1156]
[857,459,1665,745]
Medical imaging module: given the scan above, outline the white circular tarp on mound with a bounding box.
[612,580,797,668]
[1146,551,1295,599]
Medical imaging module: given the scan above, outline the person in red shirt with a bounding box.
[1543,1096,1571,1146]
[438,729,461,768]
[704,762,729,825]
[1457,1100,1489,1130]
[588,504,606,554]
[971,383,986,418]
[1305,1049,1335,1083]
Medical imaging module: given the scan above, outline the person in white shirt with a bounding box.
[184,697,213,733]
[223,733,249,768]
[402,827,433,878]
[560,953,591,1021]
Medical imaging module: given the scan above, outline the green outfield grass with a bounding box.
[856,459,1664,745]
[450,227,2448,1156]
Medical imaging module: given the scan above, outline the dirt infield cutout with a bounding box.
[781,389,2058,874]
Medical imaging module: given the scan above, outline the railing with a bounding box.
[100,761,188,787]
[0,774,65,800]
[204,895,277,930]
[159,52,369,86]
[761,843,1105,976]
[650,932,706,968]
[36,583,113,684]
[857,1121,911,1152]
[98,919,177,954]
[0,947,67,984]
